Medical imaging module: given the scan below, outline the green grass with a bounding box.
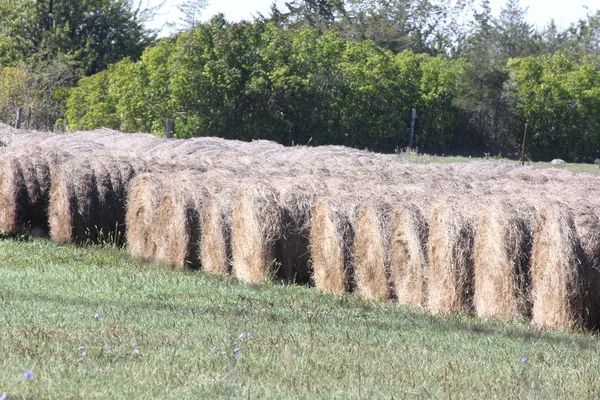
[398,149,600,175]
[1,238,600,399]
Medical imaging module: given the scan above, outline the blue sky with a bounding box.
[145,0,598,35]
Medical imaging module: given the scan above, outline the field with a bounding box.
[1,237,600,399]
[2,125,600,397]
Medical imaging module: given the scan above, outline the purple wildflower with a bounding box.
[233,348,240,353]
[234,354,241,360]
[131,349,140,356]
[81,352,87,357]
[78,346,85,351]
[521,357,528,363]
[94,312,100,319]
[0,392,7,400]
[24,370,32,380]
[211,346,217,351]
[106,349,112,355]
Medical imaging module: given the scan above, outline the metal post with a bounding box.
[165,118,174,139]
[520,123,528,166]
[15,107,23,129]
[408,108,417,149]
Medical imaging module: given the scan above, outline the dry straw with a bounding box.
[310,195,361,294]
[354,200,394,301]
[0,147,71,236]
[125,173,171,262]
[530,202,586,329]
[231,181,282,283]
[390,203,429,307]
[473,199,535,320]
[427,198,478,314]
[49,151,147,245]
[153,171,207,270]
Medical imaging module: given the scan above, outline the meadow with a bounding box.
[1,237,600,399]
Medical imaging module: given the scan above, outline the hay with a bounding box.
[354,201,394,301]
[48,152,147,245]
[153,171,207,270]
[309,196,360,294]
[473,199,535,320]
[390,204,429,307]
[200,190,234,275]
[231,181,282,283]
[530,202,586,329]
[125,173,170,262]
[426,199,478,314]
[0,147,70,236]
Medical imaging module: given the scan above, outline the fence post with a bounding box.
[165,118,174,139]
[15,107,23,129]
[408,108,417,149]
[520,123,528,166]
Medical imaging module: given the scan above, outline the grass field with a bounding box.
[398,150,600,175]
[1,237,600,399]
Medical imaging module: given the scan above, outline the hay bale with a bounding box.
[390,204,429,307]
[0,148,70,236]
[427,199,478,314]
[153,171,207,270]
[309,196,360,294]
[49,152,147,245]
[531,202,586,329]
[231,181,282,283]
[473,199,535,320]
[354,201,394,301]
[125,173,170,262]
[200,190,234,275]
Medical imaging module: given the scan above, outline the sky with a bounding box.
[144,0,598,36]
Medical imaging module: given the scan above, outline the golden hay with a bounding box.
[390,204,429,307]
[309,196,359,294]
[0,147,70,236]
[354,201,394,301]
[473,199,535,320]
[231,182,282,283]
[153,172,207,270]
[427,199,477,315]
[125,173,170,262]
[530,202,586,329]
[48,152,147,245]
[200,191,234,275]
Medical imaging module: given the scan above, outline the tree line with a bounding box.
[2,0,600,161]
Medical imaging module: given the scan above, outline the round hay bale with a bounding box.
[0,148,69,236]
[125,173,170,262]
[309,196,359,295]
[49,152,147,245]
[153,171,207,270]
[200,192,234,275]
[531,202,586,329]
[354,201,394,301]
[390,204,429,307]
[473,199,535,320]
[427,199,478,314]
[231,182,282,283]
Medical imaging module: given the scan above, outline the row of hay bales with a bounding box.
[2,124,600,331]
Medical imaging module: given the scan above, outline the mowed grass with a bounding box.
[1,238,600,399]
[398,150,600,175]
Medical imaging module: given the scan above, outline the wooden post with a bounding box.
[408,108,417,149]
[165,118,174,139]
[15,107,23,129]
[26,107,31,130]
[520,123,528,166]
